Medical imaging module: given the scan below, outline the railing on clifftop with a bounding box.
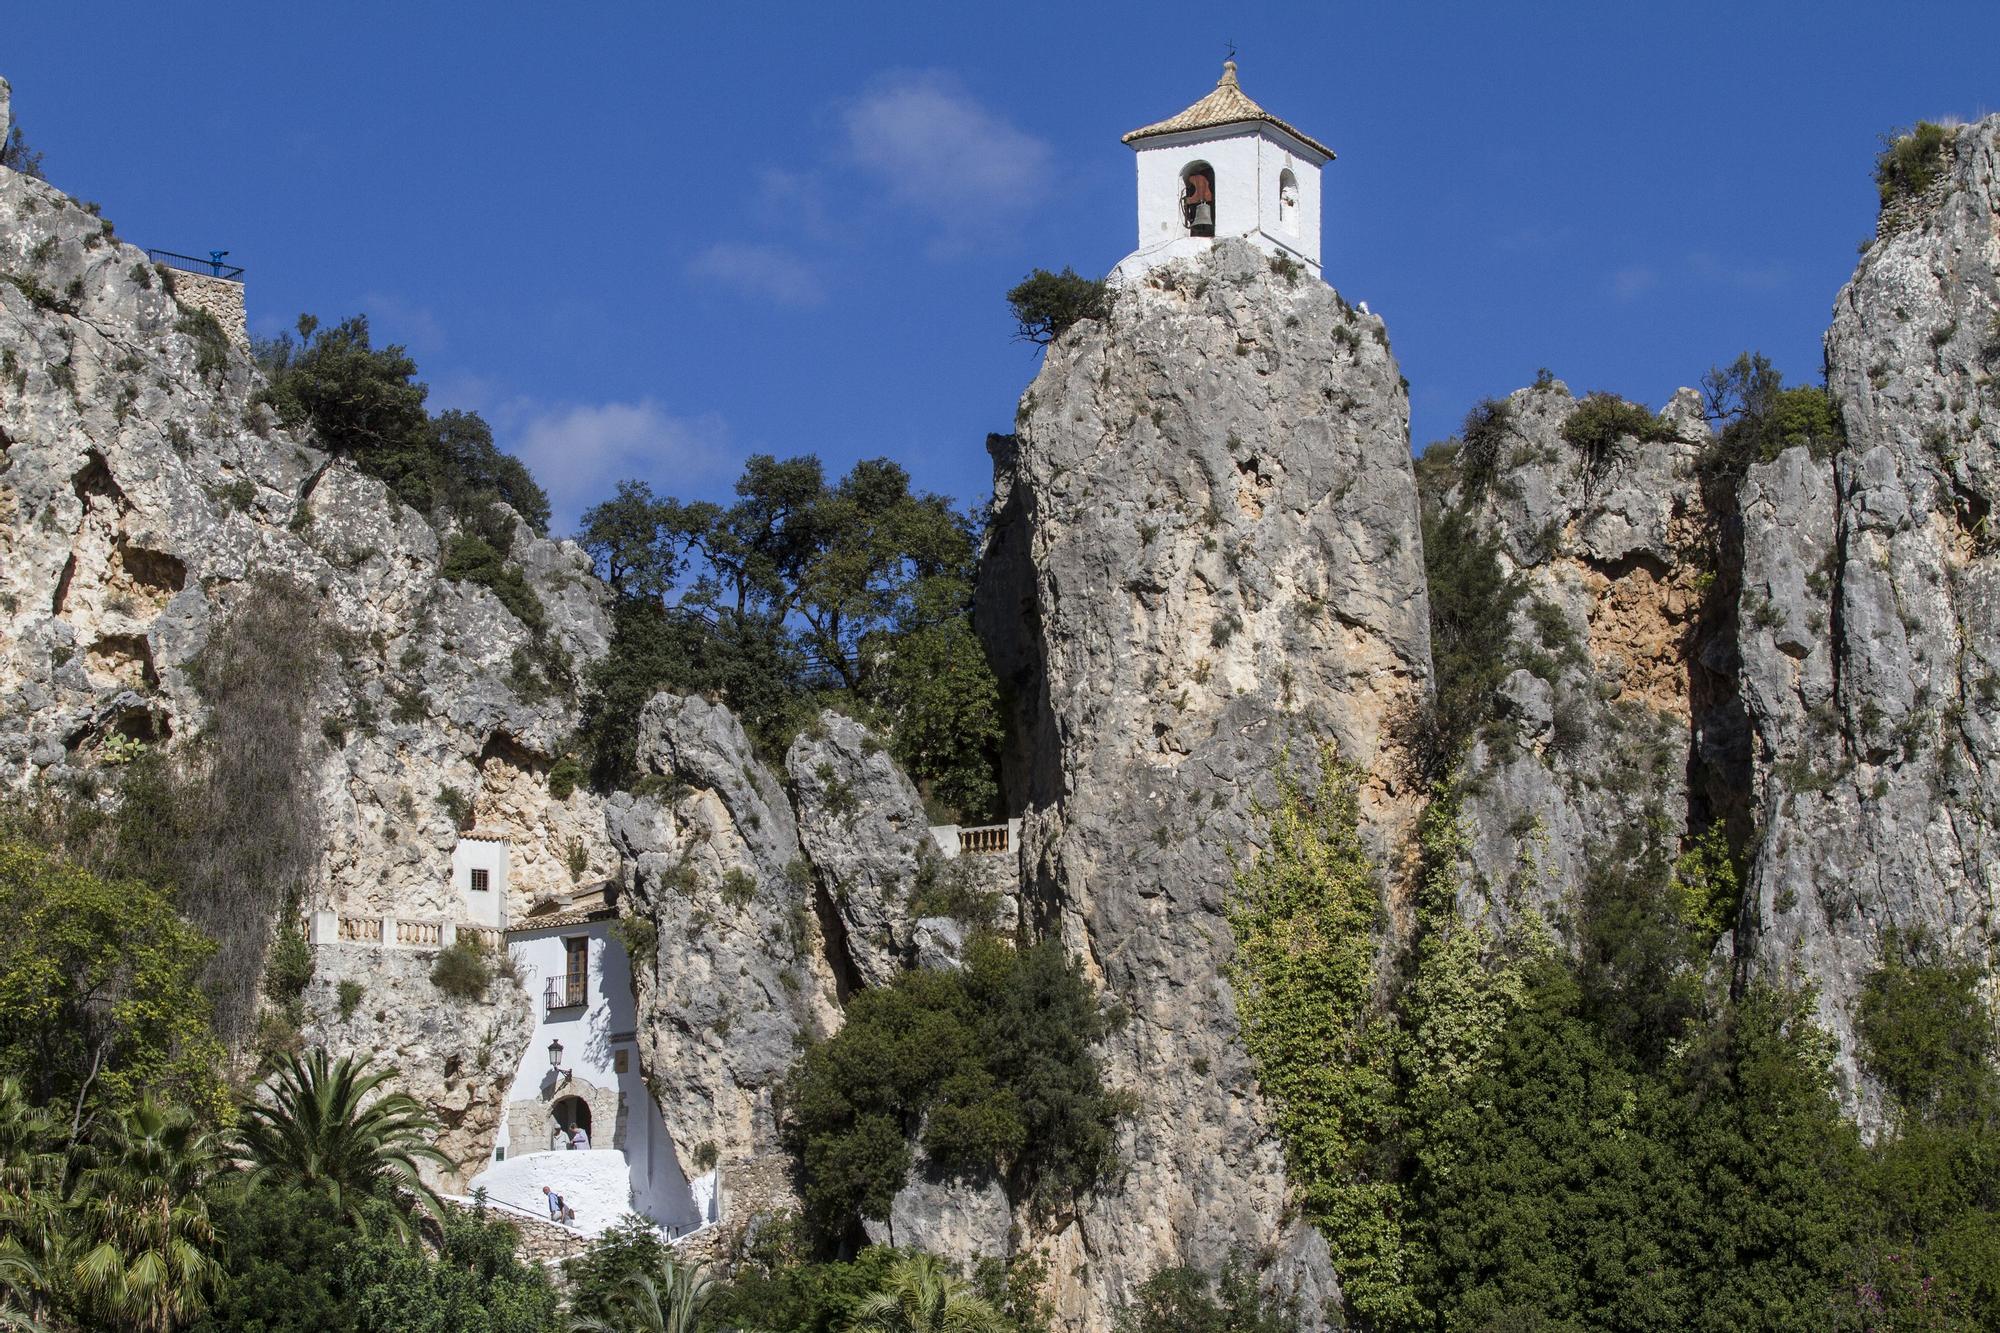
[145,248,245,281]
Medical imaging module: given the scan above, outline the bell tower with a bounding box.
[1109,61,1334,284]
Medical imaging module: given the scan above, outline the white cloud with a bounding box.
[687,241,828,307]
[1610,266,1658,301]
[357,290,447,355]
[1687,251,1787,292]
[840,71,1053,251]
[497,400,733,535]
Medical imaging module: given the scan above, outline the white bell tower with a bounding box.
[1109,61,1334,285]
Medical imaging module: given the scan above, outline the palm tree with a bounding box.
[0,1246,49,1332]
[569,1253,716,1333]
[234,1049,452,1234]
[846,1253,1010,1333]
[66,1097,220,1332]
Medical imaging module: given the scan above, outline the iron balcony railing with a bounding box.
[145,248,244,281]
[544,975,586,1014]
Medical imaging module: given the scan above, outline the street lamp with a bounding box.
[548,1037,564,1070]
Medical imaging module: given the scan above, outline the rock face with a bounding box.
[1737,116,2000,1111]
[1424,381,1742,936]
[980,240,1432,1328]
[607,695,839,1183]
[786,710,942,987]
[0,149,609,1177]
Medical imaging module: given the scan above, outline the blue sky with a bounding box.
[11,3,1998,531]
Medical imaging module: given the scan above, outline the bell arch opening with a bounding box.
[1181,161,1216,238]
[1278,168,1299,231]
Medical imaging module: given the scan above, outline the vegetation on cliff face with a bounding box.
[578,455,1004,820]
[254,314,551,535]
[1229,755,2000,1330]
[782,934,1124,1247]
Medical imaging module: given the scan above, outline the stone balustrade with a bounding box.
[927,818,1022,859]
[310,911,503,953]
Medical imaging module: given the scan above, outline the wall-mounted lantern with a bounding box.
[548,1038,564,1070]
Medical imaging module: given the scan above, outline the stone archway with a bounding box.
[551,1094,592,1149]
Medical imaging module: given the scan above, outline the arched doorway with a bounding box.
[551,1095,592,1150]
[1182,162,1216,237]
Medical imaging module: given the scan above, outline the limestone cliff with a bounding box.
[1737,116,2000,1111]
[1421,381,1745,937]
[979,240,1432,1327]
[0,150,610,1181]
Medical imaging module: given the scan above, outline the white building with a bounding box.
[467,884,716,1238]
[450,834,509,930]
[1109,60,1334,285]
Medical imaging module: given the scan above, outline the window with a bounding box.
[469,868,489,893]
[1278,168,1299,231]
[562,937,588,1007]
[1182,162,1216,237]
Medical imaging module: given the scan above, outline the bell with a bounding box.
[1192,202,1213,231]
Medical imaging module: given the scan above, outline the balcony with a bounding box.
[544,975,587,1015]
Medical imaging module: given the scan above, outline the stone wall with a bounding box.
[169,268,246,347]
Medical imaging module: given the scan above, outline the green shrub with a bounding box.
[429,935,491,1000]
[1699,352,1846,481]
[1877,121,1954,208]
[1006,266,1109,347]
[1113,1259,1297,1333]
[1456,396,1514,497]
[546,754,585,801]
[783,934,1124,1245]
[440,534,548,636]
[264,923,314,1003]
[613,913,658,970]
[176,306,231,377]
[1560,391,1672,469]
[336,978,364,1020]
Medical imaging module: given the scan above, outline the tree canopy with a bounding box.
[577,455,1003,819]
[255,314,551,534]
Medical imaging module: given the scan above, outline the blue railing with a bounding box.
[145,248,244,280]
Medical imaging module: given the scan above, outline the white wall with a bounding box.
[1116,123,1326,282]
[483,921,702,1233]
[451,838,509,929]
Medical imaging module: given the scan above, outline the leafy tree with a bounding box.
[705,1224,905,1333]
[0,124,44,180]
[1699,351,1846,481]
[1111,1261,1296,1333]
[234,1051,451,1236]
[255,315,550,534]
[783,937,1122,1247]
[1560,392,1673,473]
[1005,268,1108,348]
[577,458,1004,819]
[1412,507,1524,781]
[0,836,227,1125]
[65,1098,222,1332]
[847,1252,1008,1333]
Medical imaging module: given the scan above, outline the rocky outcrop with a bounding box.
[786,709,940,987]
[1737,116,2000,1112]
[1423,381,1743,936]
[0,149,608,1175]
[607,695,839,1184]
[302,943,533,1190]
[980,240,1431,1328]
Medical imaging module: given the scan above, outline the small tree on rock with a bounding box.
[1006,268,1108,348]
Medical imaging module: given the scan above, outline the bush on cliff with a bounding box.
[1876,121,1955,208]
[1006,267,1108,347]
[255,313,551,534]
[782,935,1124,1247]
